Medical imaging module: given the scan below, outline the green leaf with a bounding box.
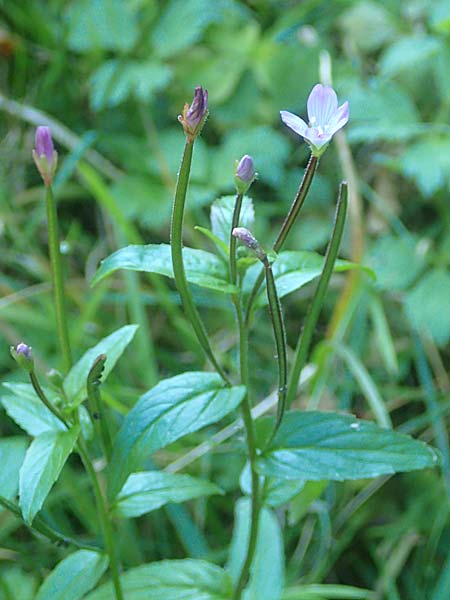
[0,566,37,600]
[210,195,255,244]
[404,269,450,346]
[113,471,223,518]
[1,383,65,435]
[19,427,79,524]
[35,550,108,600]
[85,559,233,600]
[380,35,441,78]
[398,136,450,197]
[240,462,305,508]
[282,583,376,599]
[152,0,224,58]
[64,324,138,406]
[243,251,369,306]
[368,234,424,291]
[108,373,246,499]
[65,0,138,53]
[227,498,284,600]
[90,60,172,110]
[257,411,439,481]
[0,437,28,501]
[91,244,237,294]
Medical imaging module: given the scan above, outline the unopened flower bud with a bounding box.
[178,86,208,142]
[32,126,58,186]
[10,343,34,372]
[232,227,267,262]
[47,368,64,390]
[235,154,256,193]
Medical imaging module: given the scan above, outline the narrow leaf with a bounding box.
[85,559,233,600]
[19,427,79,524]
[35,550,108,600]
[108,372,246,499]
[257,411,440,482]
[91,244,237,294]
[64,324,138,405]
[113,471,222,518]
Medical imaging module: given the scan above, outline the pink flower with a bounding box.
[280,84,349,157]
[32,126,58,186]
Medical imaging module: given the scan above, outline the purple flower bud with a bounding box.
[280,83,349,157]
[235,155,256,195]
[10,343,34,372]
[35,126,54,164]
[32,126,58,186]
[232,227,266,262]
[179,86,209,142]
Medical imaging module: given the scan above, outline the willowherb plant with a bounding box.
[3,83,440,600]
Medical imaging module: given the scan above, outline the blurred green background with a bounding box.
[0,0,449,598]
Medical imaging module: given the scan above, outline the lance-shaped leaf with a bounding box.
[91,243,237,294]
[64,324,138,406]
[85,559,233,600]
[113,471,222,518]
[35,550,108,600]
[257,411,440,481]
[19,427,79,524]
[108,372,246,499]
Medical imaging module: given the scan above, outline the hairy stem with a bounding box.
[45,185,72,372]
[229,192,243,285]
[286,182,348,407]
[171,140,229,382]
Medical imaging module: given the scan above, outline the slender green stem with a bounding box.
[285,182,348,408]
[171,140,229,382]
[45,185,72,372]
[87,354,113,461]
[263,257,287,443]
[229,192,243,285]
[0,495,100,551]
[245,155,319,325]
[29,370,70,427]
[77,438,124,600]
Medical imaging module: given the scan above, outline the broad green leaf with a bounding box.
[368,234,424,291]
[65,0,138,52]
[338,1,396,52]
[85,559,233,600]
[257,412,439,481]
[35,550,108,600]
[1,383,65,435]
[91,244,237,294]
[64,324,138,406]
[240,462,305,508]
[108,373,246,499]
[227,498,284,600]
[380,35,441,78]
[19,427,79,524]
[0,437,28,501]
[210,195,255,244]
[242,251,369,306]
[398,137,450,197]
[113,471,222,518]
[404,269,450,347]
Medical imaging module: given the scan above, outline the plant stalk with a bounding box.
[171,140,229,383]
[45,184,72,372]
[229,192,243,285]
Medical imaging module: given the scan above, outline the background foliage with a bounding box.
[0,0,449,598]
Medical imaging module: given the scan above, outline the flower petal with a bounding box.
[304,127,333,150]
[327,101,350,136]
[307,84,338,128]
[280,111,308,137]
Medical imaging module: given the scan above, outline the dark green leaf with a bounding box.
[85,559,233,600]
[113,471,222,518]
[91,244,237,294]
[64,325,138,406]
[19,427,79,524]
[257,412,439,481]
[227,498,284,600]
[0,437,28,501]
[108,373,246,499]
[35,550,108,600]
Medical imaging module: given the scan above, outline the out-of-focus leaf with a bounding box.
[0,437,28,501]
[91,244,237,294]
[35,550,108,600]
[380,35,441,78]
[227,498,284,600]
[65,0,138,52]
[398,136,450,197]
[113,471,222,518]
[257,411,439,481]
[85,559,233,599]
[368,235,425,290]
[0,566,37,600]
[404,269,450,346]
[108,372,246,499]
[338,1,396,51]
[19,427,79,524]
[64,325,138,406]
[239,462,305,508]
